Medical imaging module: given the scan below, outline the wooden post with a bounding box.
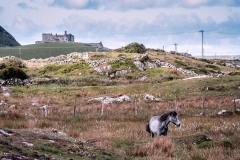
[174,99,178,111]
[101,101,104,116]
[201,95,205,115]
[233,98,236,111]
[25,105,29,121]
[42,107,45,117]
[134,95,138,116]
[74,95,77,117]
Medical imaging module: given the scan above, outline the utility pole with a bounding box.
[199,30,204,58]
[174,43,178,53]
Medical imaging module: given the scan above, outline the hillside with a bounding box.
[0,26,21,47]
[1,44,240,159]
[0,128,123,160]
[0,43,109,60]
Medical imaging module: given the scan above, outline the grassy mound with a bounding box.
[114,42,146,54]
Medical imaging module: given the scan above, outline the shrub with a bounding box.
[115,42,146,54]
[3,57,25,68]
[140,55,151,63]
[108,58,138,71]
[0,66,28,80]
[0,62,7,69]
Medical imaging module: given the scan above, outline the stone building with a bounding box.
[42,31,74,42]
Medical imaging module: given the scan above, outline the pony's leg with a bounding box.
[151,132,154,138]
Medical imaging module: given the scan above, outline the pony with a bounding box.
[146,111,181,137]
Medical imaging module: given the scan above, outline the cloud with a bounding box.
[16,2,37,10]
[56,11,240,49]
[49,0,240,10]
[0,5,3,12]
[50,0,99,9]
[11,15,41,35]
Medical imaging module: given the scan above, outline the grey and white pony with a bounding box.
[146,111,181,137]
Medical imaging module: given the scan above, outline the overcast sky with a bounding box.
[0,0,240,56]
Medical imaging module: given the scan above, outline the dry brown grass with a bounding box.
[130,137,174,158]
[1,88,240,159]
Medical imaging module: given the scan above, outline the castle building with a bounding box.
[42,31,74,42]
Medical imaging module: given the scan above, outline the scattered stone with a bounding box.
[137,74,147,81]
[217,110,233,116]
[30,102,41,107]
[144,94,161,101]
[232,99,240,104]
[88,95,132,104]
[0,129,12,136]
[22,142,34,147]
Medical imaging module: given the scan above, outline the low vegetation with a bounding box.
[114,42,146,54]
[1,44,240,159]
[0,57,28,80]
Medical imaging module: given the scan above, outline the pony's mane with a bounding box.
[159,111,178,122]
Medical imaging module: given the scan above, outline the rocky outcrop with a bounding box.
[134,59,198,77]
[88,95,132,104]
[1,78,32,86]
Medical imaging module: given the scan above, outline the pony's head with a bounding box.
[169,111,181,127]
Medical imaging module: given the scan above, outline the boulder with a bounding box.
[134,61,145,71]
[144,94,161,101]
[88,95,132,104]
[217,110,233,116]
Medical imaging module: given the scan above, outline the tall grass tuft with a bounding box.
[129,137,174,158]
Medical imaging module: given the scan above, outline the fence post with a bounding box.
[134,95,138,115]
[74,95,77,117]
[201,95,205,115]
[25,105,29,121]
[101,101,104,116]
[174,99,178,111]
[233,97,236,111]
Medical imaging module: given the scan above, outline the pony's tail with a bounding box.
[146,123,151,134]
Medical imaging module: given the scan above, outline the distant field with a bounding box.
[0,43,109,60]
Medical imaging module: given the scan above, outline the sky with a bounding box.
[0,0,240,56]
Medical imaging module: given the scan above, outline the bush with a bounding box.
[0,66,28,80]
[108,58,138,71]
[140,55,151,63]
[115,42,146,54]
[0,62,7,69]
[3,57,25,68]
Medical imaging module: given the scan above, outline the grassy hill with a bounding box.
[0,42,109,60]
[0,26,21,47]
[1,44,240,159]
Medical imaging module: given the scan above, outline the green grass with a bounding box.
[0,43,109,60]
